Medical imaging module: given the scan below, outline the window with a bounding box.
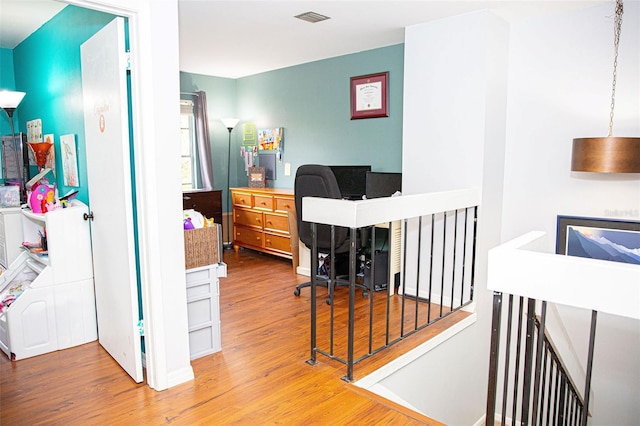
[180,99,198,190]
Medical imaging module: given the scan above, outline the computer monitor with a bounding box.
[258,152,277,180]
[328,165,371,200]
[365,171,402,199]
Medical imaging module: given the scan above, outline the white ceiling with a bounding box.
[1,0,608,79]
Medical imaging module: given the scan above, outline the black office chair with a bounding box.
[293,164,367,304]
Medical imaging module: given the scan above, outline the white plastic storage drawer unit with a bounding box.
[0,207,23,269]
[185,262,225,359]
[0,201,96,361]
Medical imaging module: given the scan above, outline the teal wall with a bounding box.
[180,44,404,212]
[10,6,116,203]
[180,73,238,203]
[238,45,404,189]
[7,12,403,212]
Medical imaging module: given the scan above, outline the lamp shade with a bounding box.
[221,118,239,130]
[571,137,640,173]
[0,91,26,109]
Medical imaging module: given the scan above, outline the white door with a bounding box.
[81,17,143,383]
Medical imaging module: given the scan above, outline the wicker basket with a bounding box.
[184,224,221,269]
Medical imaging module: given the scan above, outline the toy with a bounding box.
[29,184,55,213]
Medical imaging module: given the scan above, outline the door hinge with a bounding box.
[137,319,144,336]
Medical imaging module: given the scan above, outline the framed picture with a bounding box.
[248,166,266,188]
[350,72,388,119]
[556,215,640,265]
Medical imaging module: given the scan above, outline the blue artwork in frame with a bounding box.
[556,216,640,265]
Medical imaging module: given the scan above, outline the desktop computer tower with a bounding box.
[364,250,388,291]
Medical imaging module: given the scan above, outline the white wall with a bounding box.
[503,3,640,424]
[68,0,194,391]
[391,10,509,425]
[386,2,639,425]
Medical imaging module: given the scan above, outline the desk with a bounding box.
[231,187,295,259]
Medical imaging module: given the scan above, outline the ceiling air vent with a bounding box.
[294,11,331,23]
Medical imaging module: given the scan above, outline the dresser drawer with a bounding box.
[264,233,291,253]
[263,213,288,233]
[234,209,263,228]
[274,197,294,213]
[233,192,252,208]
[230,188,294,260]
[253,195,273,211]
[234,227,263,247]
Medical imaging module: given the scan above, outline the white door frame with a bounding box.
[63,0,193,391]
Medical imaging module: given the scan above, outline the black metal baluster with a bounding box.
[512,296,525,423]
[581,310,597,426]
[501,295,515,425]
[343,227,357,382]
[450,209,458,311]
[520,298,537,425]
[413,216,423,331]
[460,207,469,305]
[427,214,435,323]
[307,222,318,366]
[532,301,548,425]
[486,291,503,424]
[439,212,447,318]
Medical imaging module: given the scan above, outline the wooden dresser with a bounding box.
[231,187,295,259]
[183,189,223,226]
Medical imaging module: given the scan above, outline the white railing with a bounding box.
[486,231,640,425]
[303,188,481,229]
[488,231,640,320]
[301,188,482,381]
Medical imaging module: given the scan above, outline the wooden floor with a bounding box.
[0,249,468,425]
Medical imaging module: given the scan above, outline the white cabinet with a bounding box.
[0,208,24,269]
[186,263,225,359]
[0,201,96,361]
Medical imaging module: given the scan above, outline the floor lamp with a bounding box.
[221,118,239,250]
[0,90,27,202]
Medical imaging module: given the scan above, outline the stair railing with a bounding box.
[302,188,481,381]
[486,231,640,425]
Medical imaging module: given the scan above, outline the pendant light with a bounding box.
[571,0,640,173]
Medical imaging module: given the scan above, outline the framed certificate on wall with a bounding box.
[350,72,389,119]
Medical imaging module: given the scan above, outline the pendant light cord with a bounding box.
[608,0,623,137]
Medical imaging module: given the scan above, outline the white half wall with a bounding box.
[502,3,640,425]
[394,10,509,425]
